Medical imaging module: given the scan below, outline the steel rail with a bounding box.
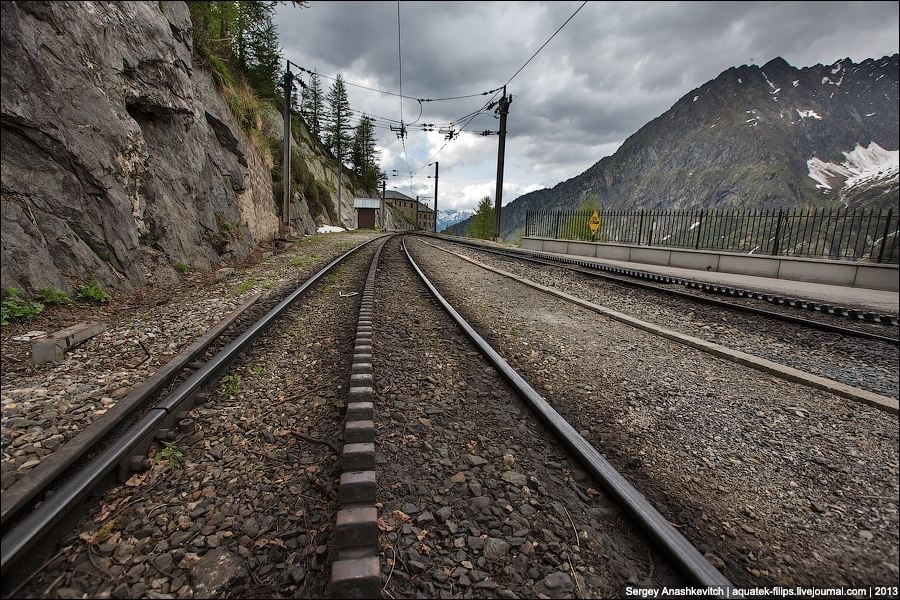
[0,237,385,579]
[428,235,899,344]
[401,237,735,592]
[0,292,263,529]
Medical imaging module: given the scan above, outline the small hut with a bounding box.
[353,198,382,230]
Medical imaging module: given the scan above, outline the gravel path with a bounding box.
[436,240,899,400]
[2,232,897,598]
[1,232,384,494]
[406,236,899,590]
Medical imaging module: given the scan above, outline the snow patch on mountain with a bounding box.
[437,209,473,233]
[807,142,899,201]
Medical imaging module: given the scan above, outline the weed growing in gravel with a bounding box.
[218,373,243,397]
[288,317,308,337]
[321,271,340,293]
[173,262,189,273]
[75,277,111,304]
[155,441,183,468]
[292,253,319,269]
[1,288,44,325]
[250,364,267,374]
[234,277,257,294]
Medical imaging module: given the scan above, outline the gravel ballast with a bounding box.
[2,232,897,598]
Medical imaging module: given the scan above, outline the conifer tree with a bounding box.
[187,1,283,98]
[324,74,354,165]
[245,8,281,97]
[351,114,381,189]
[468,196,495,240]
[301,71,325,139]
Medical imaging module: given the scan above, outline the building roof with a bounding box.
[384,190,415,201]
[353,198,382,209]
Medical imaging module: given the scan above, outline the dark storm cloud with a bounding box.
[274,1,898,211]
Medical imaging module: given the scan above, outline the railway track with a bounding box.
[418,235,899,409]
[2,232,897,598]
[429,236,900,337]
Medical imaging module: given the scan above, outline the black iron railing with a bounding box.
[524,207,899,264]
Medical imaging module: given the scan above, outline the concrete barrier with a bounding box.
[32,322,106,364]
[521,237,899,291]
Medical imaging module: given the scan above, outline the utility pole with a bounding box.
[430,162,439,233]
[337,140,342,227]
[282,63,292,231]
[492,86,511,241]
[381,181,386,229]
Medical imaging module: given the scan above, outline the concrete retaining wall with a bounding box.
[521,238,899,292]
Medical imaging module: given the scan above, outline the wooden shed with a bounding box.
[353,198,382,230]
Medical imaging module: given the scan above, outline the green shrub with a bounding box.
[234,277,257,294]
[173,262,189,273]
[75,278,111,304]
[35,287,71,305]
[154,440,183,468]
[1,288,44,326]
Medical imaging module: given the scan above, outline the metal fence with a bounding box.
[525,207,899,264]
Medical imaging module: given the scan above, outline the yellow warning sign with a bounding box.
[589,211,601,235]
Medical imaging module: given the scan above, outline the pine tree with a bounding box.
[245,9,282,97]
[232,2,272,72]
[187,1,283,98]
[351,114,381,189]
[324,74,354,165]
[301,71,325,139]
[468,196,495,240]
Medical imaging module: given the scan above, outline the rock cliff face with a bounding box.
[482,55,899,240]
[1,1,368,296]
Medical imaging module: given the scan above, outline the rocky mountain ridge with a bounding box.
[436,209,473,233]
[470,55,899,241]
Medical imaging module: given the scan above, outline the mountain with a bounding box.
[436,209,473,233]
[464,55,898,241]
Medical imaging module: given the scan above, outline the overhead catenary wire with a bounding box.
[503,1,587,87]
[291,2,589,184]
[396,0,403,128]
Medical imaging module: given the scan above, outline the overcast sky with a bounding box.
[273,1,899,215]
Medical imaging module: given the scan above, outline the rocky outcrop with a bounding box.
[0,1,374,297]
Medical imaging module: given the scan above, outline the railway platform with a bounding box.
[520,249,899,317]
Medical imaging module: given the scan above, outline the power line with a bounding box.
[291,2,588,183]
[504,1,587,87]
[396,0,403,127]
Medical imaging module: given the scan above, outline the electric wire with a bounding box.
[290,2,590,193]
[504,1,587,87]
[396,0,403,126]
